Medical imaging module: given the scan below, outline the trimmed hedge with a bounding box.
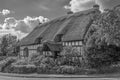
[4,64,36,74]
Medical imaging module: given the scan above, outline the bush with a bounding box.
[94,63,120,74]
[3,58,37,74]
[0,56,7,61]
[13,59,28,65]
[4,64,36,74]
[0,57,16,72]
[29,55,45,66]
[31,56,56,67]
[56,65,79,74]
[59,47,82,66]
[36,57,56,74]
[84,45,120,69]
[37,63,53,74]
[41,57,56,67]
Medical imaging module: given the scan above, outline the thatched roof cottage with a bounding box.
[19,5,101,59]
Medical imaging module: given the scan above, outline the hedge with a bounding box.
[4,64,36,74]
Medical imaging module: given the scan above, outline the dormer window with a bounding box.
[54,34,63,42]
[35,37,42,44]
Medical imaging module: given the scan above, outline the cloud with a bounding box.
[96,0,120,10]
[14,16,49,33]
[65,0,120,13]
[0,16,49,39]
[2,17,17,29]
[0,9,12,16]
[0,29,28,39]
[65,0,97,13]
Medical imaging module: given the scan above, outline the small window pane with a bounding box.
[72,42,74,46]
[66,42,68,46]
[79,41,82,45]
[62,42,64,46]
[69,42,71,46]
[76,42,79,45]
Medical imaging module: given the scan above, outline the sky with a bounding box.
[0,0,120,39]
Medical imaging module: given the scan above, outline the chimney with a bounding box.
[93,4,100,10]
[67,11,73,14]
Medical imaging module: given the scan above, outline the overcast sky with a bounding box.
[0,0,119,39]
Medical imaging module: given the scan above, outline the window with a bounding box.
[37,47,42,55]
[69,42,71,46]
[54,34,63,42]
[79,41,82,45]
[62,42,64,46]
[66,42,69,46]
[72,42,74,46]
[35,37,42,44]
[76,42,79,46]
[23,47,29,57]
[20,51,24,56]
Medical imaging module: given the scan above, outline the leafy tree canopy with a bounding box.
[84,6,120,68]
[0,34,19,56]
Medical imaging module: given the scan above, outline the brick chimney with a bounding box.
[93,4,100,10]
[67,11,73,14]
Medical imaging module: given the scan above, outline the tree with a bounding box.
[0,34,18,56]
[84,6,120,68]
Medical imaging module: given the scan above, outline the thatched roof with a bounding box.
[42,41,63,51]
[20,8,100,46]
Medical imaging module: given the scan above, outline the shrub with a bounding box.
[41,57,56,67]
[94,63,120,74]
[59,47,82,66]
[4,64,36,74]
[37,63,52,74]
[13,59,28,66]
[29,55,45,66]
[0,57,16,72]
[56,65,79,74]
[0,56,7,61]
[84,45,120,69]
[29,53,41,62]
[31,56,56,66]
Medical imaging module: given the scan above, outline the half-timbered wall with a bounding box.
[20,41,83,59]
[62,41,82,46]
[20,44,43,58]
[62,41,83,55]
